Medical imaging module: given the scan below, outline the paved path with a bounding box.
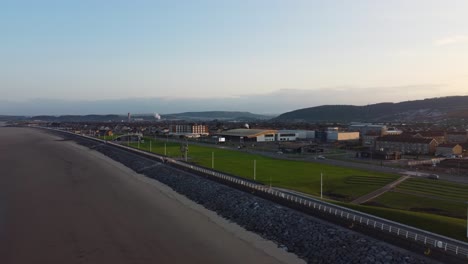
[0,127,303,264]
[351,175,411,204]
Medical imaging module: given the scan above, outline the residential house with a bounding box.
[410,131,446,145]
[375,136,438,155]
[436,143,463,157]
[446,132,468,144]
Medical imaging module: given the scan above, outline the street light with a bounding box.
[253,160,256,181]
[321,172,323,199]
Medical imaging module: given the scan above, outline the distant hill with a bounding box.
[275,96,468,123]
[28,115,124,122]
[162,111,273,121]
[0,115,28,122]
[0,111,273,122]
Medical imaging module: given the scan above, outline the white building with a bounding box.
[276,130,316,141]
[296,130,316,140]
[218,129,277,142]
[385,127,403,136]
[276,130,298,141]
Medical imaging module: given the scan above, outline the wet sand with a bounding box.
[0,127,304,264]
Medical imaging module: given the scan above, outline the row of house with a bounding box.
[372,133,466,156]
[348,122,467,156]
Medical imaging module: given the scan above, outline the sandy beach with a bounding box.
[0,127,304,264]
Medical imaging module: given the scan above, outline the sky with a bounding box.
[2,0,468,114]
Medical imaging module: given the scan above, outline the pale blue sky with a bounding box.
[2,0,468,113]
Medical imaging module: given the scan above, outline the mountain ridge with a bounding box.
[0,111,272,122]
[274,96,468,123]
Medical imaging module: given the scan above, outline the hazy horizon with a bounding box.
[2,1,468,114]
[1,91,465,116]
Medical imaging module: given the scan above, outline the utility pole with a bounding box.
[321,172,323,199]
[184,139,188,162]
[150,140,152,152]
[254,160,257,181]
[164,143,167,156]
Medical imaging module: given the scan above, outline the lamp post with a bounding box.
[212,152,214,169]
[184,138,188,162]
[320,172,323,199]
[253,160,256,181]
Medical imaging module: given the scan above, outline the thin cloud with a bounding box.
[434,35,468,46]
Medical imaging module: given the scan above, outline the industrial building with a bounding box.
[275,130,316,141]
[327,131,360,142]
[276,130,298,141]
[217,129,317,143]
[296,130,316,140]
[217,129,277,142]
[361,131,380,147]
[349,123,387,136]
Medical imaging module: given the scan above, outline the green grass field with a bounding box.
[98,134,121,141]
[368,178,468,220]
[336,201,468,242]
[126,137,397,201]
[117,136,468,242]
[398,178,468,202]
[369,192,467,219]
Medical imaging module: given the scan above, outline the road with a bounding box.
[0,127,303,264]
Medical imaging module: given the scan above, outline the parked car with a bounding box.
[427,174,439,180]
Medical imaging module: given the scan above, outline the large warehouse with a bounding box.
[217,129,278,142]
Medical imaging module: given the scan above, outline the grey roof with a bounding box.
[376,136,434,144]
[218,128,277,138]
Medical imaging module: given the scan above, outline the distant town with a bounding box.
[11,113,468,173]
